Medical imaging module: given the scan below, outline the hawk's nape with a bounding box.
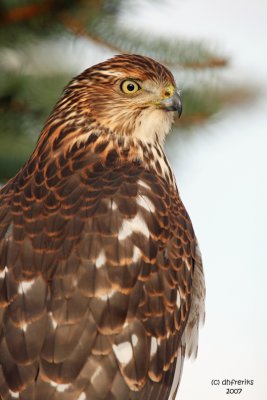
[0,54,205,400]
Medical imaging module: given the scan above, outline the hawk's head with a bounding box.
[61,54,182,145]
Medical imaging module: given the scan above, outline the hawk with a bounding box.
[0,54,205,400]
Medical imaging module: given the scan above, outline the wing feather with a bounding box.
[0,138,200,399]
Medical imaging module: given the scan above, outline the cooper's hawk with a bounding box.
[0,54,205,400]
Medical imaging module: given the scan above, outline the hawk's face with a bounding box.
[67,54,182,144]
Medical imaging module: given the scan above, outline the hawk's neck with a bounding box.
[25,119,177,191]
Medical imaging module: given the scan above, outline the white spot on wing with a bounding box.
[78,393,86,400]
[0,266,8,279]
[18,279,35,295]
[118,214,149,240]
[21,322,28,332]
[9,390,19,398]
[184,258,191,271]
[99,289,116,301]
[137,195,155,213]
[123,321,129,328]
[49,312,58,329]
[132,246,141,263]
[50,382,70,392]
[176,290,181,308]
[113,341,133,365]
[111,201,118,210]
[132,334,138,347]
[57,384,70,392]
[150,337,158,358]
[95,250,106,269]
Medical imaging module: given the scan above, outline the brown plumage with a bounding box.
[0,54,205,400]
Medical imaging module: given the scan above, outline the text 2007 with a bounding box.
[226,388,242,394]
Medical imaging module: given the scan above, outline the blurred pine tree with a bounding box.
[0,0,250,181]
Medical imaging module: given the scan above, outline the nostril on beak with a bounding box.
[164,91,171,97]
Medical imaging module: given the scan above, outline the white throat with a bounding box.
[132,109,174,145]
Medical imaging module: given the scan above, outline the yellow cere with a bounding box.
[151,84,175,107]
[162,84,175,99]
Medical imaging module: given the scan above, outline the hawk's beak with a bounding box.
[160,92,182,118]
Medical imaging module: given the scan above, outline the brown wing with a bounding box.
[0,142,195,400]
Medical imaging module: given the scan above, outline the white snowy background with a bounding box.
[118,1,267,399]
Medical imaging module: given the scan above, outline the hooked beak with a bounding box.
[160,92,182,118]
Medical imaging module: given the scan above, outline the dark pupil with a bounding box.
[127,83,135,91]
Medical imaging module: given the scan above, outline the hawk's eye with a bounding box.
[120,80,141,94]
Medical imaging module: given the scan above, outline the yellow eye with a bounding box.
[120,80,141,94]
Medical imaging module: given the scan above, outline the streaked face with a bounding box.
[68,54,181,143]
